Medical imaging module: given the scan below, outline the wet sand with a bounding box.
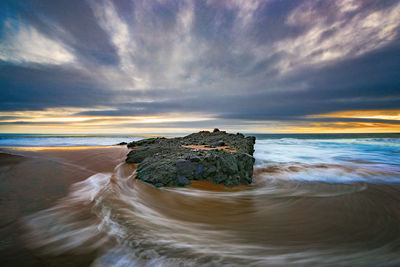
[0,145,249,266]
[2,145,400,266]
[0,146,128,267]
[19,158,400,266]
[187,180,250,191]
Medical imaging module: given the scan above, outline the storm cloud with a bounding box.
[0,0,399,132]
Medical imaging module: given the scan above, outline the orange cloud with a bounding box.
[288,109,400,133]
[283,122,400,133]
[309,109,400,120]
[1,108,399,134]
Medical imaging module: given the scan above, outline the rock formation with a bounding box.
[125,130,256,187]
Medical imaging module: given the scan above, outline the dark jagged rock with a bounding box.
[127,137,167,148]
[116,142,127,145]
[212,140,225,147]
[126,130,256,187]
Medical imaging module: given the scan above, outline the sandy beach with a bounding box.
[0,144,252,266]
[0,146,128,266]
[1,136,400,266]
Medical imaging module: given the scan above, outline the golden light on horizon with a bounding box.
[0,108,218,134]
[282,122,400,134]
[310,110,400,121]
[0,108,399,134]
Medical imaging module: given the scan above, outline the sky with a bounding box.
[0,0,399,134]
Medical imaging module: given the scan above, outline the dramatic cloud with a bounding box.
[274,0,400,72]
[0,0,399,133]
[0,20,75,64]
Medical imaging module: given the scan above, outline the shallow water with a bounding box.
[0,134,144,147]
[22,135,400,266]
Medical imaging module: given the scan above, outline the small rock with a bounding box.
[116,142,127,145]
[213,174,227,184]
[246,136,256,144]
[176,176,191,186]
[206,165,217,175]
[195,164,204,176]
[175,159,193,176]
[127,141,137,148]
[212,140,225,147]
[187,155,201,162]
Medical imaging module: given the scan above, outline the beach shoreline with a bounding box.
[1,136,400,266]
[0,146,128,266]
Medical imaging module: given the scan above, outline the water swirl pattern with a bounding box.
[23,135,400,266]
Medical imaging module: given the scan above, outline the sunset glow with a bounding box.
[1,108,399,134]
[1,2,400,266]
[1,0,399,134]
[311,110,400,121]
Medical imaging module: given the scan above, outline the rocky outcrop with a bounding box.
[126,130,256,187]
[116,142,127,145]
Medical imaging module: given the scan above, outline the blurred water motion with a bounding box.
[23,136,400,266]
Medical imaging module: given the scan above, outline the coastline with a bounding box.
[1,135,400,266]
[0,146,128,266]
[0,143,255,266]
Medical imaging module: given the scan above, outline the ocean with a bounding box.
[2,133,400,266]
[0,134,145,147]
[2,132,400,183]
